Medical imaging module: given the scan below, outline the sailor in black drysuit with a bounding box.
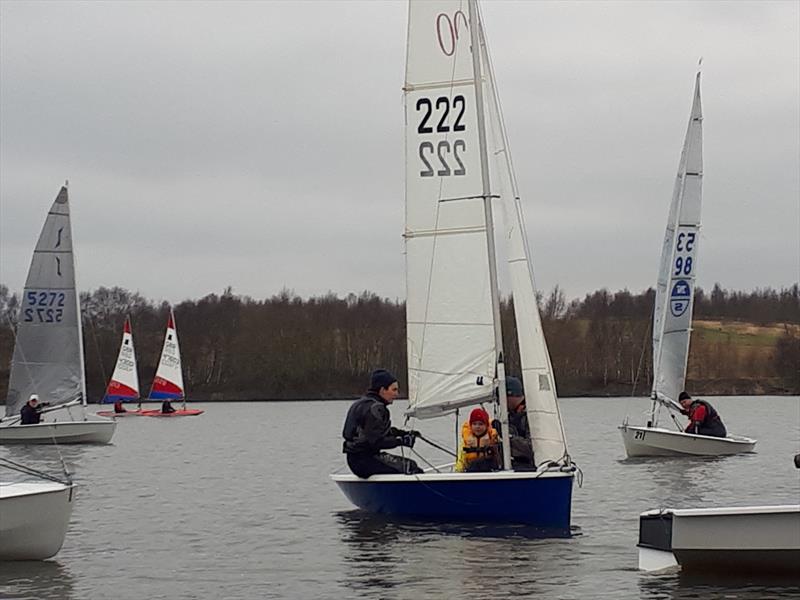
[678,391,727,438]
[20,395,44,425]
[342,369,422,478]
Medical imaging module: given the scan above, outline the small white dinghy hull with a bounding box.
[638,505,800,574]
[0,420,116,444]
[0,481,75,560]
[619,424,756,457]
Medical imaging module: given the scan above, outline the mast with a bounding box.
[67,181,89,411]
[468,0,511,470]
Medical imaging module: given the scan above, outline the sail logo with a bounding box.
[670,279,692,317]
[436,11,468,56]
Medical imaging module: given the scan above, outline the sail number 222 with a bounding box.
[417,95,467,178]
[23,291,65,323]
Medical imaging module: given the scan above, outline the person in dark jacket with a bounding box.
[492,376,535,469]
[678,391,727,438]
[114,400,128,414]
[161,400,177,414]
[342,369,422,478]
[20,394,43,425]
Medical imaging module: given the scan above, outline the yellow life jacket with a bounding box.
[455,420,499,472]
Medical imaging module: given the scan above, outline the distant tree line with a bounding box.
[0,283,797,402]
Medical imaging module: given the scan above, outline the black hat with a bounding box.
[505,376,524,397]
[678,391,692,401]
[370,369,397,392]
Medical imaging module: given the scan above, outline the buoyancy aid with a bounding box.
[455,420,499,472]
[689,399,722,428]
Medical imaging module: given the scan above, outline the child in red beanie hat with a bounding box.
[455,407,500,472]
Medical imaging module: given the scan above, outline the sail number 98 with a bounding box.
[674,232,696,276]
[23,290,65,323]
[416,95,467,178]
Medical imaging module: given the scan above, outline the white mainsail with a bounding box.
[148,308,185,400]
[103,316,140,402]
[405,0,496,417]
[651,72,703,416]
[5,186,85,417]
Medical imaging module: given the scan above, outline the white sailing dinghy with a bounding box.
[332,0,575,530]
[0,185,116,444]
[619,71,755,457]
[0,457,76,560]
[637,504,800,573]
[96,316,144,417]
[142,309,203,417]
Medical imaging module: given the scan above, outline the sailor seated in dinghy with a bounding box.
[161,400,177,414]
[342,369,423,478]
[455,408,500,473]
[678,391,727,438]
[114,400,128,414]
[492,376,535,469]
[20,395,49,425]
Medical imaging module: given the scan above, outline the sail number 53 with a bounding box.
[416,95,467,178]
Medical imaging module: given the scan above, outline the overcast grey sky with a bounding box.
[1,1,798,304]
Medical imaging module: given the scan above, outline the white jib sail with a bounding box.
[477,7,568,464]
[150,308,184,399]
[405,0,497,418]
[652,72,703,411]
[5,186,84,417]
[105,316,140,400]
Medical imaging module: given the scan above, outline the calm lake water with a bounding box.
[1,396,799,599]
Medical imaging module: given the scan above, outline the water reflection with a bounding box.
[335,510,579,598]
[638,569,800,599]
[621,455,729,506]
[0,560,75,600]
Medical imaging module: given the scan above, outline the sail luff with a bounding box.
[69,186,88,407]
[651,71,703,422]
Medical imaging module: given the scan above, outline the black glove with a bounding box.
[399,433,416,448]
[409,430,421,438]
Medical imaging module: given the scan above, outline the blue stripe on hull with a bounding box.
[101,396,138,403]
[335,474,573,531]
[148,391,182,400]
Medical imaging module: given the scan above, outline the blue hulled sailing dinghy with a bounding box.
[331,0,576,532]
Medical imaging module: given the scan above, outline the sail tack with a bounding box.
[103,316,140,402]
[652,73,703,407]
[149,309,184,400]
[6,186,84,417]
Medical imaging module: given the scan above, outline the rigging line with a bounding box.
[0,456,71,485]
[86,312,109,398]
[3,311,42,415]
[417,433,457,457]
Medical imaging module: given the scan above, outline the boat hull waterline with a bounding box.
[332,470,574,530]
[0,420,116,444]
[0,481,75,560]
[619,424,756,457]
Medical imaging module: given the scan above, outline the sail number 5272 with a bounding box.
[416,95,467,178]
[23,290,65,323]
